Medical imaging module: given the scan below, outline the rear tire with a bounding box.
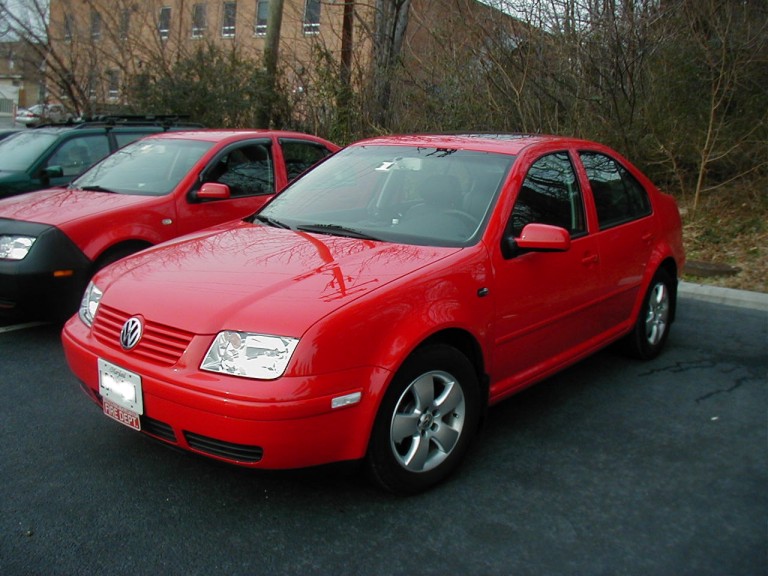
[366,344,481,495]
[624,268,675,360]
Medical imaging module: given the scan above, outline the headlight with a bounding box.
[0,235,36,260]
[201,331,299,380]
[78,281,103,326]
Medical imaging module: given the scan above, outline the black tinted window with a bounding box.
[280,140,333,181]
[114,130,160,148]
[510,152,585,237]
[580,152,651,229]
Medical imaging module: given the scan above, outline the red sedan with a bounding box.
[0,129,338,319]
[62,134,685,494]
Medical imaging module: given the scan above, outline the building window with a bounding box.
[222,2,237,38]
[120,9,131,40]
[303,0,320,35]
[255,0,269,36]
[63,14,73,42]
[192,4,207,38]
[159,6,172,40]
[87,72,98,99]
[90,11,102,41]
[107,70,120,99]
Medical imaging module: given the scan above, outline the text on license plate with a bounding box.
[103,398,141,431]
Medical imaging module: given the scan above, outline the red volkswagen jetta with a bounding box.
[62,134,685,494]
[0,129,338,319]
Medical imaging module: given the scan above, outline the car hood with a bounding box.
[98,222,460,336]
[0,188,154,226]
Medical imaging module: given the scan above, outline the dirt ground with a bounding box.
[678,182,767,294]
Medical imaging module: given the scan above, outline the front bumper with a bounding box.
[62,316,390,469]
[0,223,91,319]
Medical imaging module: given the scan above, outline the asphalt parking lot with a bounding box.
[1,283,765,575]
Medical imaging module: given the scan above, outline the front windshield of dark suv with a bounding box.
[0,132,59,171]
[72,137,214,196]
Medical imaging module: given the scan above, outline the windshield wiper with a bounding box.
[76,185,118,194]
[297,223,380,241]
[253,214,291,229]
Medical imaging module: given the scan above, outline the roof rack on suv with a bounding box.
[35,115,204,130]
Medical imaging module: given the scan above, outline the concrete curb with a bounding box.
[679,281,768,312]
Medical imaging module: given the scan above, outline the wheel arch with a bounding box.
[419,329,487,388]
[93,239,153,271]
[365,333,488,494]
[358,326,490,457]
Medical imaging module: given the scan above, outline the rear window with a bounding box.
[113,130,162,148]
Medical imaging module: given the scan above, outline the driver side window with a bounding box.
[205,143,274,196]
[509,152,585,238]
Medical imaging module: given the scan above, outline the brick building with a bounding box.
[46,0,516,120]
[0,41,46,120]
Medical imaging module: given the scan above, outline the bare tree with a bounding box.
[258,0,285,127]
[678,0,767,213]
[370,0,412,127]
[0,0,81,109]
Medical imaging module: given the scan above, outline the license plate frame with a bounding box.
[98,358,144,431]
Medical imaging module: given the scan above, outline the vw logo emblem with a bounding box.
[120,317,143,350]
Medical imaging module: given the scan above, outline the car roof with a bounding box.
[28,125,161,134]
[140,129,336,143]
[350,133,596,155]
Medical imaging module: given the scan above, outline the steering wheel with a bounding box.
[443,209,477,230]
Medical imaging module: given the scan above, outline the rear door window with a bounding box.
[113,130,161,149]
[279,139,335,181]
[580,152,652,229]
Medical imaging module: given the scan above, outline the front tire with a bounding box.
[624,268,675,360]
[366,344,481,495]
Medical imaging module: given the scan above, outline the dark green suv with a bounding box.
[0,117,202,199]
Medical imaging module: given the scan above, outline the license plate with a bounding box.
[98,358,144,416]
[102,397,141,431]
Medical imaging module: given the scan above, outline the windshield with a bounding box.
[0,132,59,171]
[72,138,214,196]
[257,145,514,247]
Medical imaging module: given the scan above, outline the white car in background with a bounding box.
[15,104,71,127]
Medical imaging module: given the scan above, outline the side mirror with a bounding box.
[196,182,231,201]
[503,223,571,258]
[43,165,64,178]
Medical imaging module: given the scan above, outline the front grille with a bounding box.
[184,431,263,463]
[93,304,194,366]
[141,416,177,443]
